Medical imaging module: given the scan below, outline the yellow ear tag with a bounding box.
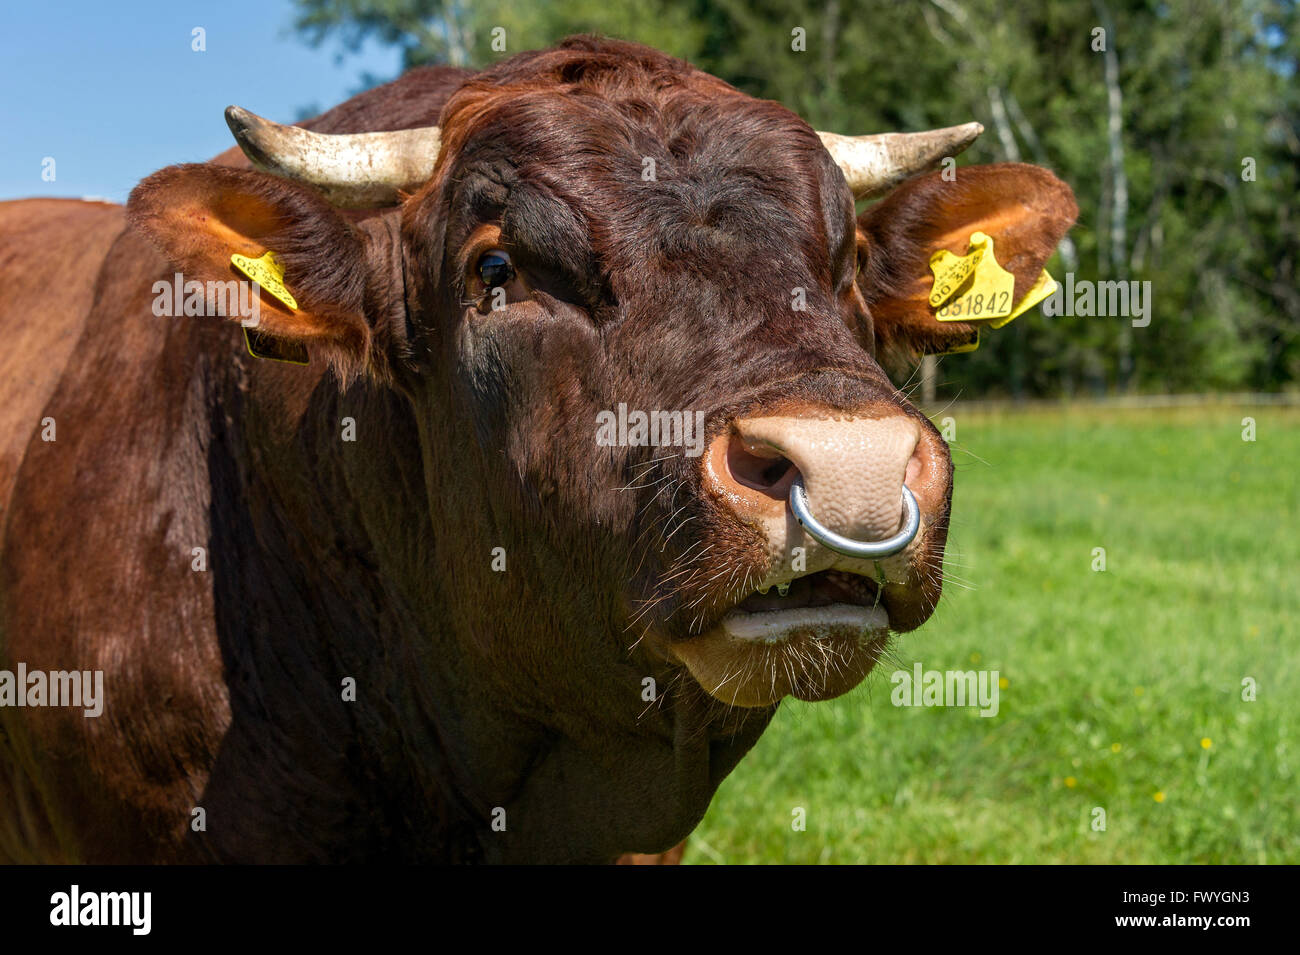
[231,250,298,311]
[928,239,986,309]
[990,268,1058,329]
[933,233,1016,322]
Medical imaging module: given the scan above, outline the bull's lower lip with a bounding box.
[664,569,895,707]
[719,603,889,644]
[669,602,891,708]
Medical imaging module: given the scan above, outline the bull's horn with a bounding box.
[224,106,442,208]
[817,122,984,200]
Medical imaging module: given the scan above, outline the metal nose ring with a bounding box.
[788,476,920,560]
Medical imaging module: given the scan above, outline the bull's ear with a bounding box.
[127,163,373,377]
[855,162,1077,362]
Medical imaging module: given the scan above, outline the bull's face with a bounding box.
[129,40,1076,726]
[410,72,962,712]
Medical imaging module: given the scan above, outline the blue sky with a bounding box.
[0,0,402,202]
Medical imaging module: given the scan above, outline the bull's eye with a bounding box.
[477,250,515,289]
[467,243,530,313]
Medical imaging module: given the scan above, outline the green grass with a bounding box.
[690,405,1299,864]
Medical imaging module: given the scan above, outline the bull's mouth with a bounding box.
[669,567,891,708]
[729,568,881,621]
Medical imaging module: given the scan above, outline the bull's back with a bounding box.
[0,199,124,521]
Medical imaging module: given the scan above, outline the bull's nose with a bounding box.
[705,411,941,554]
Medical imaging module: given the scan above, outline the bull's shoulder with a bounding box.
[0,198,124,517]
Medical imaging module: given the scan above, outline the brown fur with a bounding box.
[0,37,1075,863]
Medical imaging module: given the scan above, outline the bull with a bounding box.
[0,37,1076,863]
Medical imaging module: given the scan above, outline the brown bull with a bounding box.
[0,37,1075,863]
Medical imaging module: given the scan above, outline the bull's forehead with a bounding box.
[440,83,853,290]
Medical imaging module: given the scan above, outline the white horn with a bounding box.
[224,106,442,208]
[817,122,984,200]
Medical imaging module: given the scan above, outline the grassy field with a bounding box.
[690,404,1299,864]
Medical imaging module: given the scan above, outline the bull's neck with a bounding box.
[202,364,478,859]
[211,363,769,862]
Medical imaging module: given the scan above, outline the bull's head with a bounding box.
[127,38,1075,856]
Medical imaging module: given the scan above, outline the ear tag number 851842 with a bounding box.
[929,232,1016,322]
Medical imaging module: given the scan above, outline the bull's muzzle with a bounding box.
[789,477,920,560]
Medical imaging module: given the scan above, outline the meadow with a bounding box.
[691,404,1299,864]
